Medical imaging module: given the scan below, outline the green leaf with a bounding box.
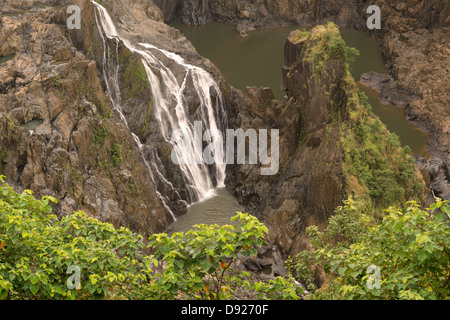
[338,267,347,276]
[200,260,212,272]
[435,213,445,223]
[30,275,39,285]
[442,205,450,214]
[30,283,39,295]
[417,250,427,263]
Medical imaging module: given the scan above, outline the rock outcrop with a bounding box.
[155,0,450,201]
[226,24,427,263]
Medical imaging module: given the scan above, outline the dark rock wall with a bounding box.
[0,0,173,237]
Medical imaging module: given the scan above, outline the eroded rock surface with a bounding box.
[0,0,174,237]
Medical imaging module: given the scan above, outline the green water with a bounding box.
[172,187,243,232]
[171,20,296,100]
[20,119,43,131]
[0,54,15,65]
[340,29,428,155]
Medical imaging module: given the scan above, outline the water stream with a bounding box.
[92,2,228,221]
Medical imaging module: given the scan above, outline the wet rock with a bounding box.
[258,259,273,268]
[243,257,262,272]
[359,72,418,107]
[415,155,450,202]
[152,0,180,22]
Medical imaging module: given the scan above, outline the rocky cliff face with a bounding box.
[226,24,426,264]
[0,0,237,235]
[370,0,450,201]
[156,0,366,34]
[0,0,177,237]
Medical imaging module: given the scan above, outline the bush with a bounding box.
[342,88,424,208]
[0,176,147,300]
[109,142,122,167]
[147,212,303,300]
[93,125,108,146]
[294,198,450,300]
[306,23,360,76]
[326,35,359,64]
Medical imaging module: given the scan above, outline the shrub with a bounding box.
[147,212,303,300]
[93,125,108,146]
[109,142,122,167]
[0,176,301,300]
[294,198,450,300]
[0,176,147,300]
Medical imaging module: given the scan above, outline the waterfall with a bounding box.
[91,1,227,217]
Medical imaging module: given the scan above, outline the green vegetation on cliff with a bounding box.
[304,23,425,212]
[303,23,360,75]
[342,88,424,209]
[119,47,150,101]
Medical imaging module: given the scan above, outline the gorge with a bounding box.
[0,0,449,299]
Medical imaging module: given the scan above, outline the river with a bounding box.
[169,21,429,231]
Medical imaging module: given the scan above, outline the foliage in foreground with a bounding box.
[0,176,301,300]
[147,213,302,300]
[294,198,450,300]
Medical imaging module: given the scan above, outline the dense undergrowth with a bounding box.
[293,197,450,300]
[0,176,301,300]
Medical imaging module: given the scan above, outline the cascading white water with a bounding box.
[92,2,227,213]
